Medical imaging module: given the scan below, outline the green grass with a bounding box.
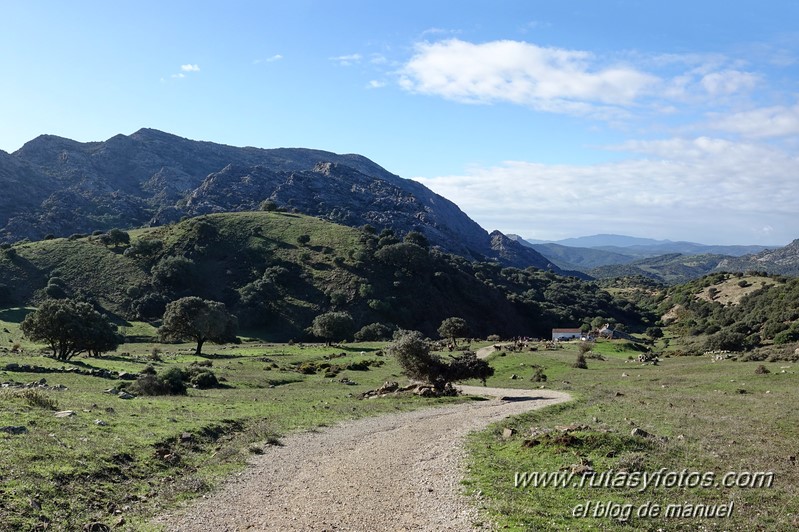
[462,340,799,531]
[0,338,469,531]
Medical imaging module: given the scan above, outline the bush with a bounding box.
[310,311,354,343]
[388,330,493,389]
[190,370,219,389]
[259,200,278,211]
[133,367,187,395]
[754,364,770,374]
[354,323,395,342]
[573,353,588,369]
[704,330,747,352]
[531,366,548,382]
[773,329,799,345]
[447,351,494,385]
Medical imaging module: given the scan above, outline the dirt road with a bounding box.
[155,347,569,531]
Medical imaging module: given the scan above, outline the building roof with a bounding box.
[552,328,582,333]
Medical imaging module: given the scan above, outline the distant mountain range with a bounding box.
[0,129,556,272]
[508,233,796,283]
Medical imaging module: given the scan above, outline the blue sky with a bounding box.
[2,1,798,245]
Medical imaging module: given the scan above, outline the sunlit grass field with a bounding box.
[462,340,798,531]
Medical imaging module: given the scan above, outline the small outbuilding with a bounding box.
[552,328,582,341]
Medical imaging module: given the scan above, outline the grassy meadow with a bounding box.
[461,340,798,531]
[0,317,473,531]
[2,302,798,531]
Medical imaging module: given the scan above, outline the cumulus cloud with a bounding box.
[413,137,798,244]
[181,64,201,72]
[398,39,658,117]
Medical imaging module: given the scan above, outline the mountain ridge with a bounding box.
[0,129,556,271]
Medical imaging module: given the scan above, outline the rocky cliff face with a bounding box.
[0,128,558,270]
[716,239,799,276]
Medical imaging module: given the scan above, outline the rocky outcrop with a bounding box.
[716,239,799,276]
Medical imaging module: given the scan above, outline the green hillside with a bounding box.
[0,212,650,340]
[642,271,799,357]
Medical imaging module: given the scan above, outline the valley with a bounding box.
[0,131,796,531]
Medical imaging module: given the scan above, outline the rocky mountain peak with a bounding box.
[0,128,561,271]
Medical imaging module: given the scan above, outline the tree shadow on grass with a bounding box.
[0,307,35,323]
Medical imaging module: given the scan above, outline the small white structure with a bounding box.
[552,328,582,341]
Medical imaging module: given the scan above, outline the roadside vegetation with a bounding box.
[462,339,798,531]
[0,326,476,530]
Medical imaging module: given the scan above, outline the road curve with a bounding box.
[155,349,570,531]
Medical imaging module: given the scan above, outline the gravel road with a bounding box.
[155,348,570,531]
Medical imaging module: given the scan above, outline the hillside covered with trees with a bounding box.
[0,211,650,340]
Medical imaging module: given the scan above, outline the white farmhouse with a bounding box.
[551,328,582,341]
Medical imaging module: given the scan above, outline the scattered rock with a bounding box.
[117,392,135,400]
[502,428,516,439]
[631,427,652,438]
[180,432,193,444]
[54,410,76,418]
[94,420,108,426]
[570,463,594,475]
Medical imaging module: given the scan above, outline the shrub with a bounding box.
[161,367,188,393]
[754,364,770,374]
[190,370,219,389]
[388,330,493,389]
[447,351,494,385]
[149,347,163,362]
[310,311,354,344]
[773,329,799,345]
[132,367,187,395]
[354,323,394,342]
[259,200,278,211]
[530,367,547,382]
[14,389,59,410]
[573,353,588,369]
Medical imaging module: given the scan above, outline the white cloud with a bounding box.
[369,53,387,65]
[330,53,362,66]
[254,54,283,64]
[367,80,386,89]
[708,102,799,138]
[398,39,659,117]
[181,64,200,72]
[700,70,759,96]
[413,137,799,244]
